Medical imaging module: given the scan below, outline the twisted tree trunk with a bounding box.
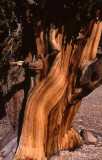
[14,19,102,160]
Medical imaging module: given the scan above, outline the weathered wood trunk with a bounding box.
[13,19,102,160]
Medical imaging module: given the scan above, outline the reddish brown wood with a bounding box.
[13,20,102,160]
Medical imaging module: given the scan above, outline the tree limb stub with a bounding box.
[81,57,102,88]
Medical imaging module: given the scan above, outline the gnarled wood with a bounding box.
[14,14,102,160]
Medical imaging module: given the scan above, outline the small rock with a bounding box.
[80,129,97,143]
[77,119,82,122]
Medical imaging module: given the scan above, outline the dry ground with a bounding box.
[50,85,102,160]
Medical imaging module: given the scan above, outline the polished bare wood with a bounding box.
[14,21,102,160]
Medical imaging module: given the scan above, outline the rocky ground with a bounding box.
[50,85,102,160]
[0,85,102,160]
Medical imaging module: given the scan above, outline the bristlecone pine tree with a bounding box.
[14,1,102,160]
[2,0,102,160]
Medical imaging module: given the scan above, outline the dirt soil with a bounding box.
[0,85,102,160]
